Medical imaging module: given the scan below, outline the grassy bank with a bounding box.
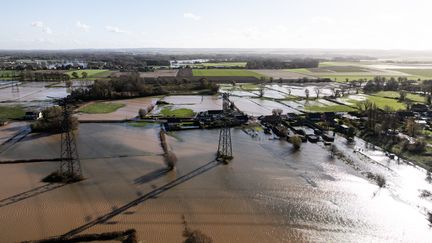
[79,102,125,114]
[0,106,25,120]
[160,107,194,118]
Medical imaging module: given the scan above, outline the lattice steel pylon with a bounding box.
[216,93,233,162]
[11,82,19,93]
[59,97,82,181]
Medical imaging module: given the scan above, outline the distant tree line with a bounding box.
[246,59,319,69]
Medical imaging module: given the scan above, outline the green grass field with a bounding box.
[318,61,366,67]
[79,102,125,114]
[160,107,195,118]
[373,91,425,103]
[192,69,264,78]
[310,66,369,73]
[239,83,260,91]
[0,70,19,78]
[285,68,313,74]
[195,62,247,68]
[128,121,152,127]
[365,95,407,110]
[391,69,432,78]
[66,70,112,79]
[305,104,356,112]
[0,106,25,120]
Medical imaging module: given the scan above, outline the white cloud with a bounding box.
[76,21,90,32]
[310,16,335,25]
[31,21,44,28]
[44,27,53,34]
[183,13,201,21]
[35,38,55,44]
[31,21,53,34]
[105,25,128,33]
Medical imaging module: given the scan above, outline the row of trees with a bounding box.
[71,71,88,79]
[71,75,219,101]
[362,76,432,94]
[18,71,70,81]
[246,59,319,69]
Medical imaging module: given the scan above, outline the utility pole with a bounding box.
[59,97,82,182]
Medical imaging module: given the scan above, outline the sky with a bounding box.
[0,0,431,50]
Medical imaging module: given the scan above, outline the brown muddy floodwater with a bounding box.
[0,124,431,242]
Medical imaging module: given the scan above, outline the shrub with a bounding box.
[164,151,177,170]
[138,108,147,118]
[376,174,386,188]
[184,230,213,243]
[290,135,302,150]
[402,139,427,153]
[31,106,78,133]
[367,172,386,188]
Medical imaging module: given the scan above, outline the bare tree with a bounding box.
[314,87,320,98]
[259,85,264,98]
[399,90,407,101]
[272,108,283,116]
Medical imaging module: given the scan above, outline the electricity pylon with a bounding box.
[59,97,82,181]
[11,82,19,93]
[216,93,233,162]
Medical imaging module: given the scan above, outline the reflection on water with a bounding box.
[0,124,431,242]
[171,129,432,242]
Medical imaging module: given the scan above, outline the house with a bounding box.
[306,113,322,122]
[415,119,428,128]
[396,111,415,120]
[24,111,42,120]
[411,104,428,113]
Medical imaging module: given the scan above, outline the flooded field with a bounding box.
[1,82,432,242]
[151,95,222,116]
[220,83,341,99]
[0,124,431,242]
[0,81,68,109]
